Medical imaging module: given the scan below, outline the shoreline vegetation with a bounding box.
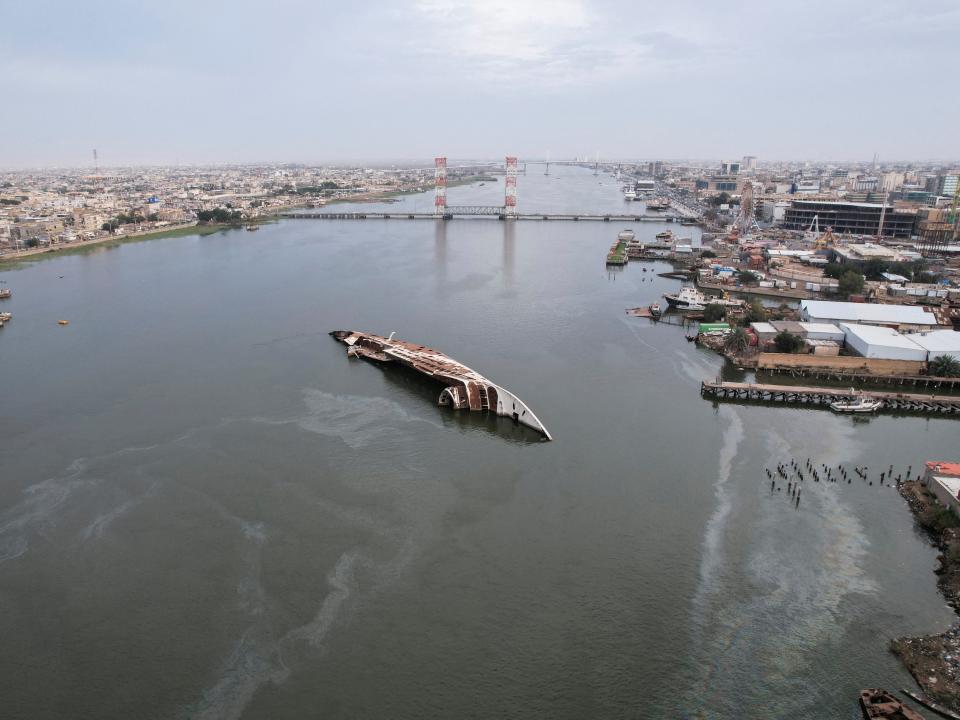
[893,480,960,711]
[0,177,489,270]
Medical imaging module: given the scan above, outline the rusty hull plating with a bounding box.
[330,330,553,441]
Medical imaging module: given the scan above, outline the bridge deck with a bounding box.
[282,212,698,223]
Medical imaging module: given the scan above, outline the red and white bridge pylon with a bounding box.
[504,156,518,218]
[434,157,447,218]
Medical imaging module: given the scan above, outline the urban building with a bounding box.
[800,300,940,331]
[781,200,918,237]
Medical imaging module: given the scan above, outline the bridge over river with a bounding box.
[281,209,701,223]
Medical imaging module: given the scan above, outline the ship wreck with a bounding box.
[330,330,553,440]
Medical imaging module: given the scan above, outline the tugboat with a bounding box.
[858,689,924,719]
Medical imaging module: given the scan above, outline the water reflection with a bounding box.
[433,219,447,291]
[502,221,515,290]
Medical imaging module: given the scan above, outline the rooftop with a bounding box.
[801,300,938,326]
[839,323,928,350]
[927,462,960,477]
[906,329,960,353]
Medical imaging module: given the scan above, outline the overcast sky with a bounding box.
[1,0,957,167]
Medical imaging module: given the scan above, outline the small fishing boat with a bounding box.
[57,319,69,326]
[0,288,11,299]
[245,225,259,231]
[649,303,662,318]
[0,311,12,322]
[859,689,924,719]
[830,397,883,414]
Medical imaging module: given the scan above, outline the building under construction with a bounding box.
[781,200,918,238]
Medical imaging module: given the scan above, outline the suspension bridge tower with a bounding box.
[434,157,447,218]
[505,156,518,218]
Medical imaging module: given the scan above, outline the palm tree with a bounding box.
[725,328,750,355]
[929,355,960,378]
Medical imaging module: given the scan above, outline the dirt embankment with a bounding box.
[892,480,960,710]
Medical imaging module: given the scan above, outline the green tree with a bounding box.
[837,270,865,297]
[863,257,889,280]
[744,298,768,324]
[774,330,804,353]
[725,327,750,355]
[929,355,960,378]
[700,249,716,259]
[737,270,759,285]
[703,303,726,323]
[822,262,846,280]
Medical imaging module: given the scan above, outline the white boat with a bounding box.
[623,186,637,201]
[663,286,708,310]
[618,229,635,242]
[664,287,745,311]
[830,397,883,414]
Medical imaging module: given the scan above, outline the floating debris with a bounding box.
[330,330,552,440]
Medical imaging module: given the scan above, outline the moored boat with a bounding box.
[859,689,924,719]
[0,288,11,299]
[830,397,883,414]
[649,303,662,318]
[663,286,708,310]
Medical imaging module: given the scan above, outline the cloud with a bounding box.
[409,0,710,87]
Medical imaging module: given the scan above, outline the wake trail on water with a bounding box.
[680,413,876,716]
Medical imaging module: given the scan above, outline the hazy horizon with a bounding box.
[2,0,958,168]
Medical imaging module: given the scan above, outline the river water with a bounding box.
[1,166,958,719]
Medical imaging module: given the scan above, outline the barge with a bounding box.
[330,330,552,440]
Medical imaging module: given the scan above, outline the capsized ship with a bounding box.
[330,330,553,440]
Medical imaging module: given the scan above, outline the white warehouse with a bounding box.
[839,323,928,361]
[800,300,940,331]
[906,329,960,363]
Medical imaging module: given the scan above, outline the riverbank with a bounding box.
[0,220,278,270]
[892,480,960,711]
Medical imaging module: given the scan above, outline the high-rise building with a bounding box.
[720,160,740,176]
[742,156,757,172]
[936,175,958,197]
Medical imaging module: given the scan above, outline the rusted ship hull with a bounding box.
[330,330,553,440]
[859,689,925,719]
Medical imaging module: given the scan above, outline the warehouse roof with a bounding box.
[801,300,938,326]
[906,329,960,353]
[798,322,844,335]
[839,323,926,350]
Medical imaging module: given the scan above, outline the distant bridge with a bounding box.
[281,211,699,223]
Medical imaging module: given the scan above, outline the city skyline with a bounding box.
[1,0,958,167]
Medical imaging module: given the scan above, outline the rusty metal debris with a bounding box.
[330,330,552,440]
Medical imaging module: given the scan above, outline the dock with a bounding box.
[701,380,960,415]
[330,330,552,440]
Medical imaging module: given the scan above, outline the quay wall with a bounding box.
[756,353,926,376]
